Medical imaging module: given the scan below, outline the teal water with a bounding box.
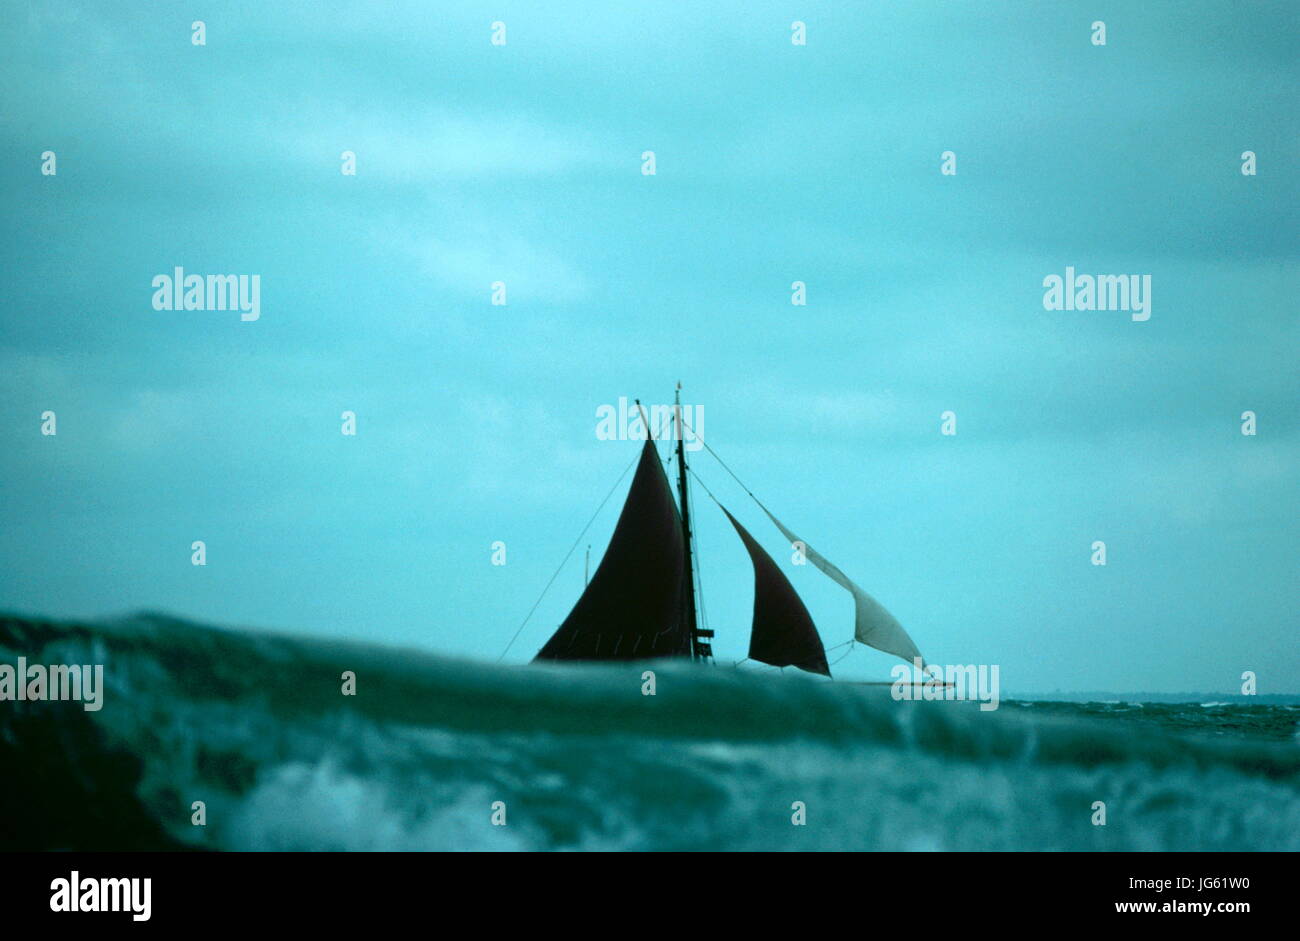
[1,613,1297,851]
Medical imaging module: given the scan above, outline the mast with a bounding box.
[675,383,711,661]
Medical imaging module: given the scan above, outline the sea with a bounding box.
[2,612,1297,851]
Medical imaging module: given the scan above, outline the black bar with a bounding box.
[4,851,1285,928]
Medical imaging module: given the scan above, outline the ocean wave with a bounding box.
[2,612,1297,851]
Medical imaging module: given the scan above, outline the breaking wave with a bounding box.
[1,612,1297,851]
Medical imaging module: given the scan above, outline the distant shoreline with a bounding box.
[1005,691,1300,704]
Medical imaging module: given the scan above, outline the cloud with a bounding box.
[280,111,607,181]
[375,220,590,304]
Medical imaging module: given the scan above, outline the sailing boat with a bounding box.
[532,386,929,680]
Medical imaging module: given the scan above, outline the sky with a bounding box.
[0,1,1296,692]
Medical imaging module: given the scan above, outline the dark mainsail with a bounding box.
[534,438,691,662]
[721,506,831,676]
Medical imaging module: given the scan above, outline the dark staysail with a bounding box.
[721,506,831,677]
[535,439,690,662]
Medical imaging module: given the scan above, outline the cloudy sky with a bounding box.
[1,1,1296,692]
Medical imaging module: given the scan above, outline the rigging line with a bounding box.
[685,448,711,645]
[686,465,725,508]
[498,411,676,662]
[677,412,765,510]
[496,450,638,663]
[684,464,762,656]
[828,643,856,667]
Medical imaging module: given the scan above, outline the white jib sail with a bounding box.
[760,506,925,668]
